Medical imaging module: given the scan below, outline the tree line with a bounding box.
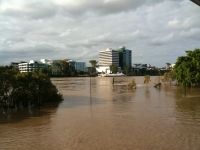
[154,48,200,87]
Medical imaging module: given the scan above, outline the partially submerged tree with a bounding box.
[127,78,136,89]
[174,48,200,86]
[162,70,176,85]
[144,75,151,86]
[0,67,63,109]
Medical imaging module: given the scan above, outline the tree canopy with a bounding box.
[0,66,63,109]
[50,60,77,76]
[109,65,118,74]
[174,48,200,86]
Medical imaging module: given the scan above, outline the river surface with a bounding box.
[0,77,200,150]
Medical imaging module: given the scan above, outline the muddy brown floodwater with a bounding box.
[0,76,200,150]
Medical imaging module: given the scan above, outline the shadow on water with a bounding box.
[0,100,63,124]
[173,87,200,123]
[59,95,101,108]
[111,84,136,103]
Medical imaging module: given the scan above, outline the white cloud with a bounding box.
[60,29,77,37]
[180,28,200,39]
[150,33,174,45]
[168,19,180,27]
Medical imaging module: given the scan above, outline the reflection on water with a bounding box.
[0,77,200,150]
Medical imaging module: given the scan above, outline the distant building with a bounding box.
[52,59,86,72]
[10,61,27,67]
[75,62,85,72]
[132,63,148,74]
[68,60,76,68]
[40,59,52,65]
[63,59,85,72]
[117,46,132,70]
[85,67,92,73]
[18,60,49,73]
[99,48,119,67]
[97,47,132,73]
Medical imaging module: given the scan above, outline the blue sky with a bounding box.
[0,0,199,67]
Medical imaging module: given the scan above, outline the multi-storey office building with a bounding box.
[75,62,85,72]
[10,61,27,67]
[117,46,132,70]
[99,48,119,67]
[63,60,85,72]
[18,60,49,73]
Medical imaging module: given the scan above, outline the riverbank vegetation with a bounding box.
[174,48,200,87]
[0,66,63,109]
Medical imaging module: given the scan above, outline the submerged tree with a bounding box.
[162,70,176,85]
[174,48,200,86]
[127,78,136,89]
[0,67,63,109]
[144,75,151,86]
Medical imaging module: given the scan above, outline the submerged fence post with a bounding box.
[38,78,40,110]
[184,81,186,97]
[90,76,91,94]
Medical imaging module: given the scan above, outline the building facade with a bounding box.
[18,60,49,73]
[117,46,132,70]
[99,48,119,67]
[75,62,85,72]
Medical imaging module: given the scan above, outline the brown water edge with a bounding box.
[0,76,200,150]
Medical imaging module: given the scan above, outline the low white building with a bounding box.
[96,66,111,74]
[40,59,52,65]
[18,60,49,73]
[96,66,122,74]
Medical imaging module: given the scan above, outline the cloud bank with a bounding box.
[0,0,200,67]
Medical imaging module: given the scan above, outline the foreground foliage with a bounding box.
[174,48,200,86]
[0,66,63,109]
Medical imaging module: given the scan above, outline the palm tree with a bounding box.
[89,60,98,74]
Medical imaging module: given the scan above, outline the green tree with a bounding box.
[162,70,176,85]
[89,60,98,73]
[60,60,69,75]
[51,61,61,74]
[109,65,118,74]
[0,67,63,109]
[174,48,200,86]
[124,65,129,75]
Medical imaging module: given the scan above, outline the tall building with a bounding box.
[117,46,132,70]
[99,48,119,67]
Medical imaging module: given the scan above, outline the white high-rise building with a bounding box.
[99,48,119,67]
